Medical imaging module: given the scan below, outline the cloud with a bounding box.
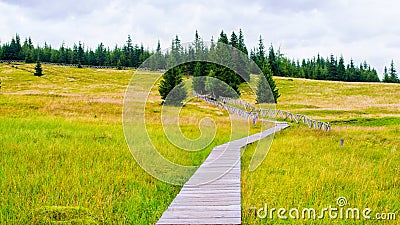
[258,0,327,13]
[0,0,399,75]
[1,0,108,20]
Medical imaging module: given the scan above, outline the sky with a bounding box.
[0,0,399,76]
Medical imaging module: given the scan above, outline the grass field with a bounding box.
[0,63,399,224]
[242,77,400,224]
[0,63,266,224]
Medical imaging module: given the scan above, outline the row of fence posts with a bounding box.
[193,91,330,131]
[194,92,260,126]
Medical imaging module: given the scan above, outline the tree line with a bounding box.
[0,34,150,68]
[0,33,398,85]
[249,36,399,83]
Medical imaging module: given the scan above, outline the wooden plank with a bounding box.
[167,205,241,211]
[157,217,241,225]
[160,211,240,219]
[156,123,289,225]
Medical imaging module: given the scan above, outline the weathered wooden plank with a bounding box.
[160,211,240,219]
[171,199,241,203]
[156,123,289,225]
[166,205,241,211]
[175,190,240,195]
[175,193,240,196]
[157,217,241,225]
[168,201,241,206]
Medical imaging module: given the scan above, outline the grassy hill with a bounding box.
[0,62,398,224]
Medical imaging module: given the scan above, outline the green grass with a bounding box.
[330,117,400,127]
[1,63,399,224]
[241,76,400,224]
[0,63,267,224]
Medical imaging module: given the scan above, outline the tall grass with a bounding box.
[0,63,267,224]
[1,64,398,224]
[241,76,400,224]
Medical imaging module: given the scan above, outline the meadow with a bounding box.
[0,63,264,224]
[0,63,399,224]
[242,77,400,224]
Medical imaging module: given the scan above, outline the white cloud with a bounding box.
[0,0,399,75]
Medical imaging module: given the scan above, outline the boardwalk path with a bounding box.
[156,122,289,225]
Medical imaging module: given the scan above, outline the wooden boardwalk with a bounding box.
[156,123,289,225]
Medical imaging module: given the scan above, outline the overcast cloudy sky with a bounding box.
[1,0,399,75]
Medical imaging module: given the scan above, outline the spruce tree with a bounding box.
[77,42,85,65]
[34,60,43,76]
[117,59,122,70]
[389,60,399,83]
[205,70,236,98]
[205,70,216,96]
[327,54,338,80]
[256,36,266,68]
[383,66,390,82]
[337,56,346,81]
[158,66,187,105]
[153,40,165,70]
[316,65,324,80]
[158,38,187,105]
[256,74,271,103]
[258,62,280,103]
[229,31,238,48]
[237,29,248,55]
[359,62,368,81]
[218,31,229,44]
[193,30,205,59]
[24,50,34,63]
[214,32,241,96]
[367,68,380,82]
[232,29,250,82]
[193,61,206,94]
[346,59,357,81]
[268,44,281,77]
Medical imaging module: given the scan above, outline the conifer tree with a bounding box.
[158,66,187,105]
[257,62,280,103]
[232,29,250,82]
[193,61,206,94]
[389,60,399,83]
[213,31,241,96]
[327,54,338,80]
[268,44,279,77]
[337,56,346,81]
[346,59,356,81]
[237,29,248,55]
[256,36,266,68]
[205,70,217,96]
[383,66,390,82]
[117,59,122,70]
[158,37,187,105]
[34,60,43,76]
[256,74,271,103]
[229,31,238,48]
[205,70,236,98]
[218,31,229,44]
